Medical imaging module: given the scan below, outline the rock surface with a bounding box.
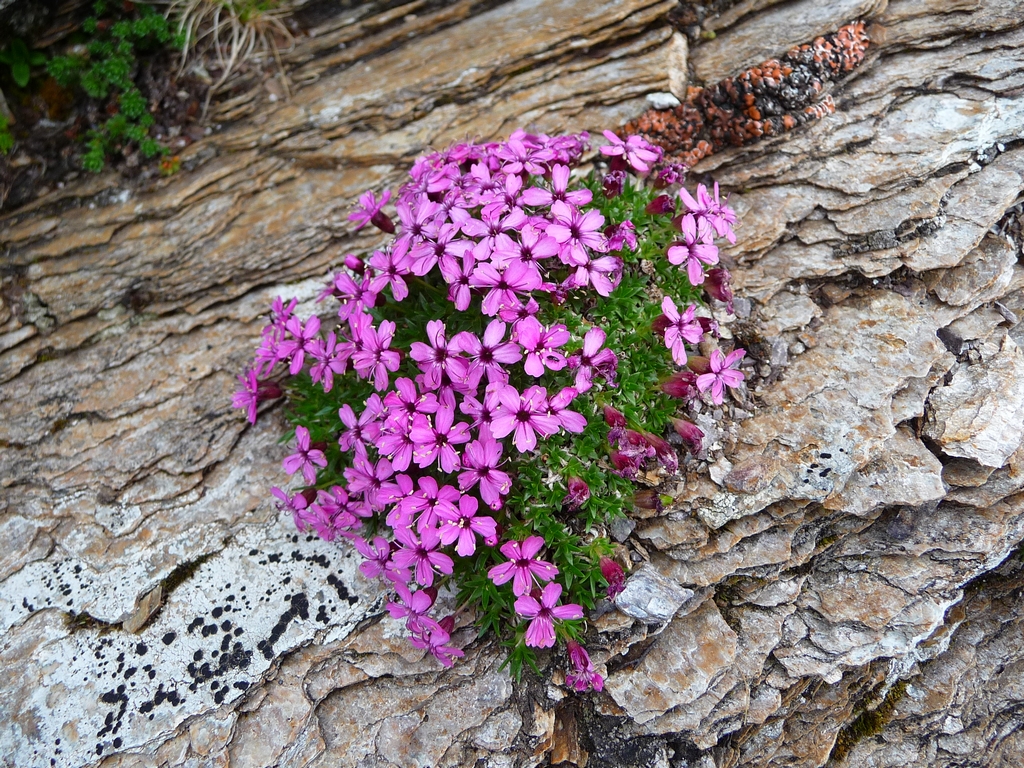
[1,0,1023,766]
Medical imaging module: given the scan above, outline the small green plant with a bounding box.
[0,113,14,154]
[0,39,47,88]
[47,1,186,172]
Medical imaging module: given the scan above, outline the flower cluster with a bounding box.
[234,128,746,682]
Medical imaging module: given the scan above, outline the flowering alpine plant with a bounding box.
[233,127,747,683]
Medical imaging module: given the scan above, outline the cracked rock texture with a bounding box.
[2,0,1023,766]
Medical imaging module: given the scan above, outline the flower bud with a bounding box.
[651,313,671,337]
[696,316,719,338]
[645,194,676,215]
[300,488,318,505]
[257,379,283,399]
[602,170,626,199]
[705,268,733,306]
[344,253,366,274]
[662,370,699,400]
[563,477,591,510]
[438,615,456,634]
[643,431,678,473]
[566,640,591,672]
[671,418,705,455]
[609,449,638,478]
[632,489,663,513]
[600,557,625,599]
[686,355,711,375]
[603,406,627,428]
[370,210,396,234]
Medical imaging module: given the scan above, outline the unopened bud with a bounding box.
[645,194,676,215]
[344,253,365,274]
[600,557,625,599]
[662,370,699,400]
[563,477,591,510]
[632,489,663,512]
[671,418,705,455]
[438,615,456,634]
[370,210,396,234]
[705,268,733,307]
[603,406,627,428]
[686,355,711,375]
[602,170,626,198]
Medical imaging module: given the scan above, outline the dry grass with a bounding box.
[163,0,296,113]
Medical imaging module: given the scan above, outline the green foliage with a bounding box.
[0,114,14,154]
[278,175,700,676]
[46,0,186,172]
[0,38,47,88]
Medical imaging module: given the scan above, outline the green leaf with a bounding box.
[12,61,29,88]
[29,51,47,66]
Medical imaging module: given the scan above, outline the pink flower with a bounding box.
[387,582,437,633]
[352,320,401,391]
[567,327,617,392]
[438,495,498,557]
[490,384,560,452]
[667,214,719,286]
[232,369,282,423]
[410,405,471,472]
[409,625,464,667]
[514,582,583,648]
[659,296,704,366]
[516,317,570,377]
[696,348,746,404]
[308,332,347,392]
[272,486,315,531]
[470,260,543,317]
[344,453,395,510]
[488,536,558,596]
[546,201,608,266]
[338,394,383,453]
[563,477,590,509]
[454,320,522,387]
[278,315,321,375]
[679,181,737,244]
[368,242,413,301]
[349,189,395,233]
[282,426,328,485]
[565,640,604,692]
[458,435,512,509]
[392,525,454,587]
[548,387,586,433]
[521,164,592,208]
[599,130,662,173]
[410,320,469,391]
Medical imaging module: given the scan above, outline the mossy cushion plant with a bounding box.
[233,129,747,685]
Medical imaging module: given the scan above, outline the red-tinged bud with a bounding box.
[696,316,719,338]
[438,615,456,634]
[643,431,679,473]
[600,557,625,599]
[651,313,671,337]
[257,379,283,399]
[311,440,329,453]
[662,370,699,400]
[563,477,591,510]
[300,488,318,505]
[670,214,685,231]
[632,489,663,512]
[607,155,628,175]
[671,418,705,455]
[645,194,676,215]
[603,406,627,428]
[602,170,626,198]
[344,253,365,274]
[370,210,396,234]
[423,587,439,603]
[609,449,638,478]
[620,430,653,458]
[705,268,733,306]
[687,355,711,375]
[654,163,686,189]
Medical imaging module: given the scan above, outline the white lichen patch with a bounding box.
[0,516,383,768]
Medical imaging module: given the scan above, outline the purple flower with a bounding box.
[548,387,586,433]
[563,477,590,510]
[521,164,592,208]
[454,320,522,387]
[410,320,469,391]
[352,320,401,391]
[565,640,603,692]
[409,625,464,667]
[659,296,704,366]
[338,394,383,453]
[332,273,380,322]
[546,201,608,267]
[438,495,498,557]
[458,434,512,510]
[645,194,676,215]
[704,267,734,312]
[349,189,395,234]
[355,535,408,583]
[387,582,437,633]
[368,242,413,301]
[410,405,471,472]
[599,130,662,173]
[232,369,282,423]
[569,254,621,297]
[602,170,626,199]
[696,348,746,404]
[382,377,438,432]
[516,317,570,377]
[308,332,348,392]
[470,260,543,317]
[392,476,460,532]
[606,220,637,252]
[667,214,719,286]
[514,582,583,648]
[272,486,315,531]
[567,327,617,393]
[439,248,477,311]
[344,453,395,510]
[278,315,321,375]
[488,535,559,596]
[495,135,555,175]
[392,525,454,588]
[680,181,737,244]
[490,384,560,452]
[283,426,328,485]
[654,163,686,189]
